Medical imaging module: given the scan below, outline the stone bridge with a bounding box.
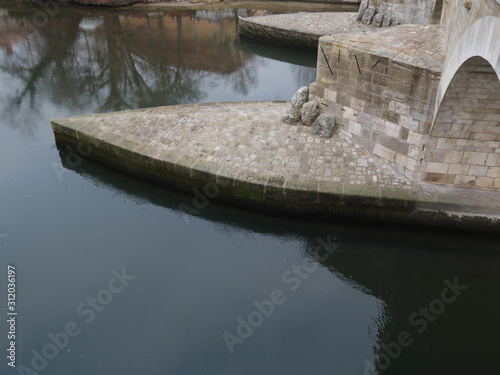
[310,0,500,189]
[428,1,500,188]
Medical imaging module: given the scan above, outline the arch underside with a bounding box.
[424,57,500,189]
[434,16,500,121]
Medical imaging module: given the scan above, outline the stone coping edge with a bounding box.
[238,17,320,51]
[51,101,500,232]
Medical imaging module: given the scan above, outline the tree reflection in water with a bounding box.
[0,6,271,132]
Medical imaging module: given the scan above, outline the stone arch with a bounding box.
[424,56,500,189]
[433,16,500,126]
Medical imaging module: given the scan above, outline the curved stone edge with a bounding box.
[238,17,320,51]
[51,101,500,232]
[433,16,500,124]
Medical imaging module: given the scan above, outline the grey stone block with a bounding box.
[382,13,392,27]
[313,113,336,138]
[379,3,390,14]
[291,86,309,111]
[373,12,384,27]
[362,6,376,25]
[301,101,320,126]
[356,0,368,21]
[281,109,301,124]
[391,17,401,26]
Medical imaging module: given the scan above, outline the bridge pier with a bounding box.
[310,0,500,190]
[309,25,445,181]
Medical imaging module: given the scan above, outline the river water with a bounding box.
[0,3,499,375]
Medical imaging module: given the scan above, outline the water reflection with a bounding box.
[1,8,245,110]
[0,4,316,134]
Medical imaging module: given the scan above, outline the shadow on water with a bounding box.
[59,144,500,374]
[237,37,317,68]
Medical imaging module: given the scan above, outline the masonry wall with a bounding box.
[423,59,500,189]
[310,0,500,189]
[309,35,441,180]
[369,0,442,24]
[441,0,499,49]
[421,1,500,190]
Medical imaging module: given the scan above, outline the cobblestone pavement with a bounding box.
[326,24,446,72]
[241,12,374,38]
[62,101,412,189]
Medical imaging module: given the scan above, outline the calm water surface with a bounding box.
[0,3,499,375]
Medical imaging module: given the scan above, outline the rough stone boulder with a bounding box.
[312,113,335,138]
[391,17,401,25]
[379,2,390,14]
[281,109,301,124]
[291,86,309,111]
[356,0,368,21]
[382,14,392,27]
[362,6,376,25]
[300,101,320,126]
[282,86,310,124]
[372,12,384,27]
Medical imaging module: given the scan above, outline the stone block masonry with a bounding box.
[309,25,446,181]
[424,58,500,189]
[368,0,442,25]
[238,12,372,51]
[250,1,500,191]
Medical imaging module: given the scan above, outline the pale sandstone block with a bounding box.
[407,130,423,146]
[443,150,464,163]
[408,144,422,159]
[325,89,337,103]
[427,162,449,174]
[462,151,488,165]
[436,138,456,149]
[455,175,476,185]
[448,164,470,175]
[475,177,494,188]
[374,144,396,162]
[396,153,417,171]
[486,153,499,167]
[348,121,362,136]
[404,169,414,178]
[484,113,500,122]
[485,126,500,134]
[474,133,497,141]
[487,167,500,178]
[343,107,358,121]
[399,115,418,131]
[372,117,385,132]
[385,121,401,138]
[469,165,488,177]
[395,102,411,115]
[350,98,365,112]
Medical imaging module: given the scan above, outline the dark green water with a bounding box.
[0,3,499,375]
